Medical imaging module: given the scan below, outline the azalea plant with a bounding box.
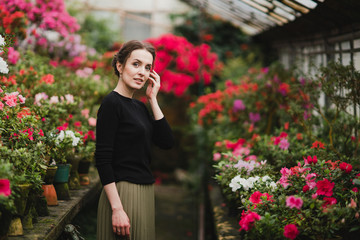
[189,60,360,239]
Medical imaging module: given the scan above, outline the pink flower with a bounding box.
[7,47,20,65]
[283,224,299,239]
[305,173,317,189]
[18,94,26,104]
[81,108,90,118]
[0,101,4,110]
[316,179,335,197]
[3,92,18,107]
[279,138,290,150]
[88,117,96,126]
[239,210,261,231]
[0,179,11,197]
[352,187,358,192]
[286,196,303,210]
[213,153,221,161]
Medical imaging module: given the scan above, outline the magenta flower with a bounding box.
[286,196,303,210]
[283,224,299,239]
[249,112,261,123]
[233,99,245,112]
[316,179,335,197]
[279,138,290,150]
[0,179,11,197]
[239,210,261,231]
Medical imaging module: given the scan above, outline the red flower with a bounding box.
[304,155,317,164]
[283,224,299,240]
[239,210,261,231]
[250,191,263,204]
[316,179,335,197]
[296,133,303,140]
[302,185,310,193]
[352,187,358,193]
[311,141,325,149]
[322,197,337,208]
[339,162,353,173]
[0,179,11,197]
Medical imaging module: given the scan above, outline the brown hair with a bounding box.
[111,40,156,78]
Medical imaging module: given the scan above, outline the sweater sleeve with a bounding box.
[152,117,174,149]
[95,97,119,186]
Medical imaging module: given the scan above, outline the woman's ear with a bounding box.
[116,62,122,74]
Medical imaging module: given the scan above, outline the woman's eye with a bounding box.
[145,66,151,71]
[133,62,139,67]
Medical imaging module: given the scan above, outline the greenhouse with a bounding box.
[0,0,359,239]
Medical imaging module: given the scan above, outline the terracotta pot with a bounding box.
[79,173,90,186]
[42,184,58,206]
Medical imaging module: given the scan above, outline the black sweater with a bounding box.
[95,91,174,186]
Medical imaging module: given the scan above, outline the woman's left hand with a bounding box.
[146,70,160,100]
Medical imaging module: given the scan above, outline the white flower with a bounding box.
[269,182,278,190]
[262,175,272,182]
[0,57,9,74]
[64,94,74,104]
[0,34,5,46]
[49,96,59,104]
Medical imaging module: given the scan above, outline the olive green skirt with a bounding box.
[97,181,155,240]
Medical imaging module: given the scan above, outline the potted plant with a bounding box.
[49,129,81,200]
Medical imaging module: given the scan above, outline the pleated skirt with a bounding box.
[97,181,155,240]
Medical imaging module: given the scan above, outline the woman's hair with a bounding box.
[111,40,156,78]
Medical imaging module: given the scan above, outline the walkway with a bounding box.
[70,183,199,240]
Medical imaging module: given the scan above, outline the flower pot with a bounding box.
[53,164,71,183]
[35,195,49,216]
[13,183,32,216]
[68,155,81,190]
[53,164,71,200]
[53,182,71,200]
[77,160,91,174]
[7,217,23,237]
[78,160,91,186]
[0,205,12,239]
[43,165,58,185]
[42,184,58,206]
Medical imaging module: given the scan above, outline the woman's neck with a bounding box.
[114,80,134,98]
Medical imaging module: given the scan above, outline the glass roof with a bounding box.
[183,0,325,35]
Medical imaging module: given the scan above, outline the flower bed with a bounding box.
[189,63,360,239]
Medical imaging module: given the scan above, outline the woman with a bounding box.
[95,40,174,240]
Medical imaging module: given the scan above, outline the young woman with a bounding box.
[95,40,174,240]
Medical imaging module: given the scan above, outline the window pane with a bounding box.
[123,12,151,41]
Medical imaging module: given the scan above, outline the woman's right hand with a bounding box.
[112,208,130,236]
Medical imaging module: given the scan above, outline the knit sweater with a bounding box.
[95,91,174,186]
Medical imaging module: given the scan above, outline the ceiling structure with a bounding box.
[183,0,325,35]
[182,0,360,43]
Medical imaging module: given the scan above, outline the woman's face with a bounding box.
[117,49,153,91]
